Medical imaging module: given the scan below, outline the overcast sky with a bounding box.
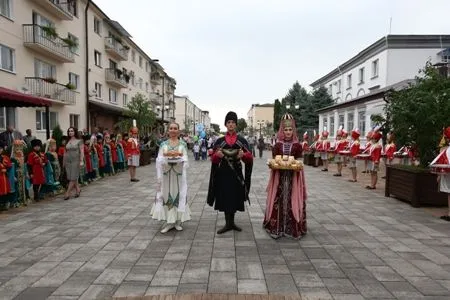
[94,0,450,129]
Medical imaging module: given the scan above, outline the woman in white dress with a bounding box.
[151,122,191,233]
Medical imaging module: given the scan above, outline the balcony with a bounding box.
[150,73,161,86]
[149,92,162,105]
[104,37,129,61]
[30,0,75,20]
[25,77,76,105]
[105,68,128,88]
[23,24,75,63]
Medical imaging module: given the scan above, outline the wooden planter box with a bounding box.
[385,164,448,207]
[303,152,322,166]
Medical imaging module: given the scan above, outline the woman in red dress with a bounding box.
[264,113,307,239]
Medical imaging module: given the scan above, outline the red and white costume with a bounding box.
[320,131,331,160]
[368,131,382,172]
[349,129,361,169]
[430,127,450,193]
[301,132,309,153]
[126,126,140,167]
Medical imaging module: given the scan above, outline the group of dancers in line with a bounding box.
[0,127,141,209]
[300,126,417,190]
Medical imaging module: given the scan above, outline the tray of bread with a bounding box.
[163,150,183,158]
[267,155,304,171]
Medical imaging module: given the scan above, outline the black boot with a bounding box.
[217,213,232,234]
[230,213,242,231]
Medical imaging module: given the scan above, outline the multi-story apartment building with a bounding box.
[247,103,274,137]
[0,0,176,140]
[174,95,210,135]
[310,35,450,140]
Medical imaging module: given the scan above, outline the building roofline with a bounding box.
[316,79,415,113]
[310,35,450,87]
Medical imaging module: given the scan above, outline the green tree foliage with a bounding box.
[308,86,333,131]
[273,99,282,132]
[52,124,63,147]
[116,93,156,135]
[385,62,450,167]
[210,123,220,133]
[236,118,247,133]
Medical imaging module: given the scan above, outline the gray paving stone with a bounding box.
[177,283,208,293]
[406,276,450,296]
[15,287,57,300]
[32,262,84,287]
[382,281,424,298]
[237,279,267,294]
[265,274,299,294]
[78,284,116,300]
[93,267,130,285]
[208,271,237,293]
[180,262,210,283]
[210,257,236,272]
[237,261,264,279]
[322,278,359,294]
[365,266,406,282]
[113,281,148,297]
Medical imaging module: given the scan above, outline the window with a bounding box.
[347,74,352,89]
[94,82,102,98]
[328,84,332,95]
[131,74,135,86]
[36,110,58,130]
[0,0,11,19]
[69,114,79,128]
[109,88,117,103]
[145,82,149,92]
[131,50,136,63]
[139,77,143,89]
[358,111,366,136]
[123,93,128,106]
[338,114,344,129]
[34,59,56,78]
[347,112,354,131]
[337,79,341,93]
[67,33,79,54]
[94,17,101,35]
[0,107,16,130]
[94,50,101,67]
[0,44,15,72]
[329,116,335,137]
[323,117,327,132]
[139,56,143,68]
[145,62,149,72]
[68,72,80,90]
[371,59,379,78]
[358,67,365,83]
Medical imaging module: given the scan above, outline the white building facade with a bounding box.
[174,95,210,135]
[0,0,176,140]
[311,35,450,140]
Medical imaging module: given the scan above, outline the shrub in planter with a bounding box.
[41,25,58,39]
[384,62,450,207]
[65,83,76,90]
[44,77,57,84]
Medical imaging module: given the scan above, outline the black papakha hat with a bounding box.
[31,139,42,148]
[224,111,238,126]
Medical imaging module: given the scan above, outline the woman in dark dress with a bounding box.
[264,113,307,239]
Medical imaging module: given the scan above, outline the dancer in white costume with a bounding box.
[151,122,191,233]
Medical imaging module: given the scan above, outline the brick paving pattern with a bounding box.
[0,153,449,299]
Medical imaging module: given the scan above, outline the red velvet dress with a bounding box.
[264,141,307,239]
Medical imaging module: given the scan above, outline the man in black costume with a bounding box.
[207,111,253,234]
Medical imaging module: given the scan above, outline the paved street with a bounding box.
[0,153,449,300]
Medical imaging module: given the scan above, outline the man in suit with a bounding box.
[0,125,23,150]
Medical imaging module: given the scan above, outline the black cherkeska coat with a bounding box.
[207,135,253,213]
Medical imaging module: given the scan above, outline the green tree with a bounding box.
[385,62,450,167]
[236,118,247,133]
[52,124,63,147]
[116,93,156,135]
[281,82,309,134]
[307,86,333,132]
[273,99,282,131]
[210,123,220,133]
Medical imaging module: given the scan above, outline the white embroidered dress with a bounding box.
[151,139,191,224]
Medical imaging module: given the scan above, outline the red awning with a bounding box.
[0,87,52,107]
